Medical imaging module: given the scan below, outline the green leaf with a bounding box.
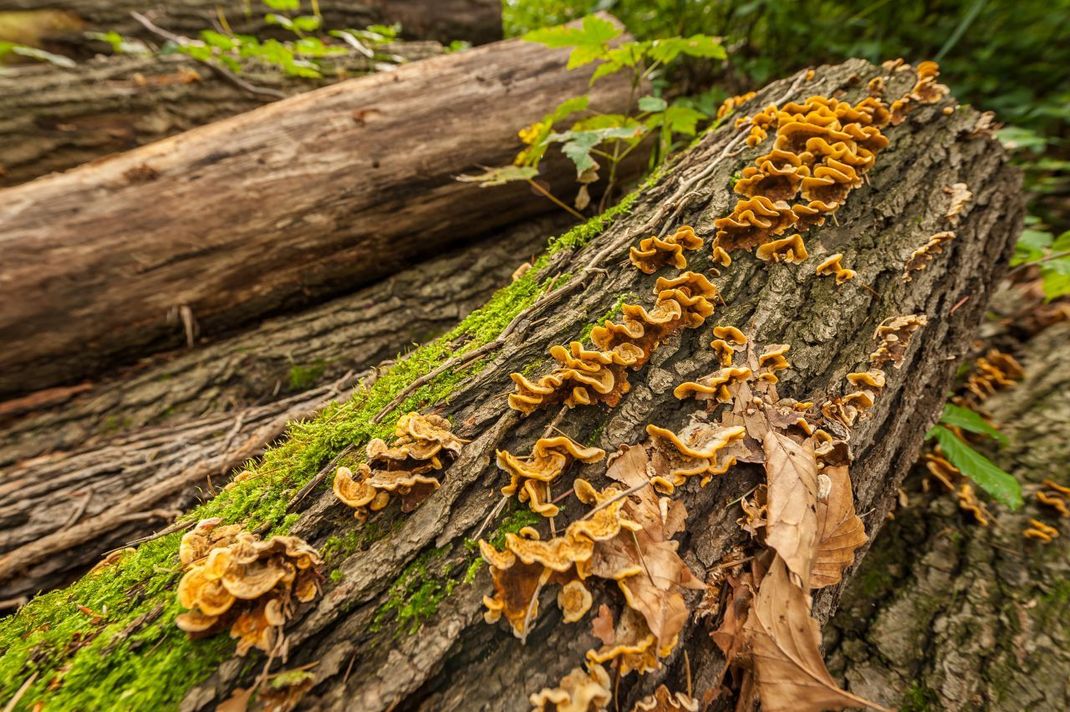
[647,104,706,135]
[456,165,538,187]
[263,0,300,10]
[550,95,590,123]
[522,14,621,49]
[648,35,726,64]
[1040,258,1070,300]
[1051,230,1070,252]
[292,15,322,32]
[928,426,1022,509]
[1012,227,1053,265]
[638,95,668,113]
[265,13,295,31]
[938,403,1008,444]
[10,45,76,67]
[200,30,238,50]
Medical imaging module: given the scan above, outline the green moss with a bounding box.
[0,181,636,711]
[288,361,326,391]
[370,548,460,636]
[900,681,938,711]
[319,519,395,566]
[578,292,634,343]
[463,508,543,584]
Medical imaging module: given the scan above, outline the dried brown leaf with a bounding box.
[810,465,867,589]
[762,432,819,585]
[591,603,616,646]
[744,557,890,712]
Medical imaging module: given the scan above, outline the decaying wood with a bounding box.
[828,321,1070,711]
[0,0,503,47]
[0,44,442,188]
[0,32,636,399]
[0,217,558,601]
[157,59,1020,710]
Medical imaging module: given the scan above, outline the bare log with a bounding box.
[0,0,502,46]
[0,45,442,188]
[0,60,1024,711]
[0,216,559,600]
[0,32,636,398]
[827,322,1070,710]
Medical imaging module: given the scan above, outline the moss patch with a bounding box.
[0,187,640,710]
[288,361,327,391]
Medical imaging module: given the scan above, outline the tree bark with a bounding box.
[0,33,635,399]
[0,59,1024,711]
[0,0,503,47]
[0,216,562,602]
[826,318,1070,710]
[0,45,442,188]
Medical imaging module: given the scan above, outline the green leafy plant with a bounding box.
[926,403,1022,509]
[0,41,75,67]
[462,15,725,215]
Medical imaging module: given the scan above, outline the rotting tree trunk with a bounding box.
[0,32,637,399]
[0,59,1024,711]
[0,216,562,602]
[826,321,1070,711]
[0,44,442,188]
[0,0,503,47]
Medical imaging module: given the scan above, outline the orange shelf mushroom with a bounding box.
[673,366,753,403]
[713,196,798,251]
[497,435,606,517]
[962,349,1023,402]
[175,523,322,655]
[530,664,612,712]
[755,234,809,264]
[509,273,719,416]
[903,230,955,280]
[333,412,465,521]
[1023,518,1059,543]
[646,422,745,486]
[815,253,856,285]
[869,314,928,369]
[628,225,704,274]
[956,484,990,526]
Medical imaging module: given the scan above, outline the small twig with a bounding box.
[527,179,586,221]
[519,577,544,645]
[949,295,971,315]
[286,443,355,512]
[371,340,501,423]
[1007,249,1070,276]
[130,11,287,100]
[581,480,650,520]
[106,518,196,555]
[725,485,760,508]
[473,494,510,542]
[684,650,693,699]
[3,671,37,712]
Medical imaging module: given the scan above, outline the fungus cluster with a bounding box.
[632,686,700,712]
[529,664,612,712]
[497,436,606,517]
[715,92,893,260]
[1024,518,1059,543]
[889,60,950,125]
[715,91,757,121]
[1036,479,1070,518]
[509,272,718,415]
[960,349,1023,402]
[815,253,856,284]
[175,519,322,655]
[869,314,928,369]
[903,231,955,280]
[944,182,972,225]
[628,225,704,274]
[822,368,886,429]
[333,412,465,521]
[645,422,746,487]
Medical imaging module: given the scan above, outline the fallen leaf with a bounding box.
[591,603,616,646]
[762,432,819,586]
[743,556,890,712]
[217,687,253,712]
[810,465,867,588]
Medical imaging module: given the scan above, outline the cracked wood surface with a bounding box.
[0,44,442,188]
[0,218,558,602]
[169,59,1024,711]
[0,31,635,398]
[828,319,1070,711]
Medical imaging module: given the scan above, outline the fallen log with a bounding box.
[0,44,442,188]
[0,30,636,398]
[0,215,558,601]
[828,316,1070,710]
[0,0,502,47]
[0,59,1023,711]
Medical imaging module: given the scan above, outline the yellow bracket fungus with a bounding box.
[497,435,606,517]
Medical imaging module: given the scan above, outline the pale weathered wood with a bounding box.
[0,44,443,187]
[0,33,634,398]
[0,216,560,601]
[0,0,502,46]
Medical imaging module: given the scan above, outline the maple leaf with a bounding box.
[762,431,819,586]
[810,465,867,589]
[743,556,891,712]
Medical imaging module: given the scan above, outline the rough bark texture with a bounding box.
[0,45,442,188]
[157,59,1021,711]
[0,0,503,46]
[0,217,560,602]
[0,34,635,398]
[827,320,1070,711]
